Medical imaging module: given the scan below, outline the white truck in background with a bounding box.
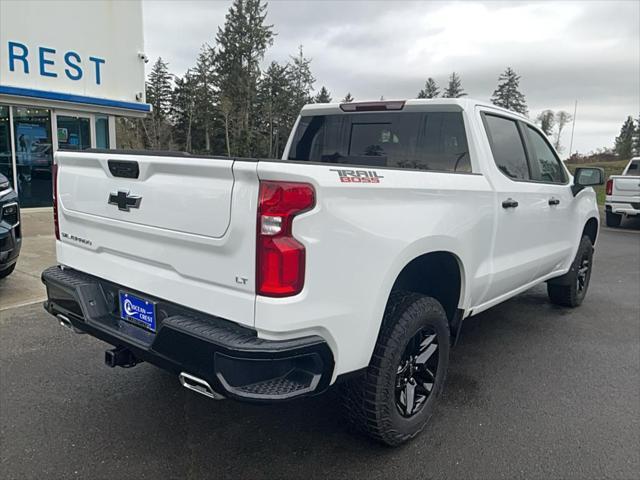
[605,157,640,227]
[42,99,604,446]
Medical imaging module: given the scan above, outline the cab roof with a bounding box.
[300,98,528,120]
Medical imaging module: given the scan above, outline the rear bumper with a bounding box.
[41,265,334,402]
[605,201,640,216]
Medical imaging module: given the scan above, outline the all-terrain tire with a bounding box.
[605,211,622,228]
[340,291,450,446]
[547,235,594,307]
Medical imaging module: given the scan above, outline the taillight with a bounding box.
[256,181,315,297]
[605,179,613,196]
[52,163,60,240]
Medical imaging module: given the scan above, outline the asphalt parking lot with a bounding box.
[1,218,638,479]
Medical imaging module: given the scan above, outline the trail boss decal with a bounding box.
[330,169,384,183]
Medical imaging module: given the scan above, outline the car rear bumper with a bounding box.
[605,201,640,216]
[41,265,334,402]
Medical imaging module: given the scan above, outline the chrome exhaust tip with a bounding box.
[179,372,224,400]
[56,314,85,334]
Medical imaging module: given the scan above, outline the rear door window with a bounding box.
[625,160,639,175]
[482,114,530,180]
[525,126,567,183]
[288,112,471,172]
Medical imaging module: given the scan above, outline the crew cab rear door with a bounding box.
[479,111,576,303]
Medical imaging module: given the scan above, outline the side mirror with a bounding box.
[572,167,605,196]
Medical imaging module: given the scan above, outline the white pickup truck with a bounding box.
[605,157,640,227]
[42,99,604,445]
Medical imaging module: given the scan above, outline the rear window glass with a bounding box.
[288,112,471,172]
[625,160,639,175]
[483,114,530,180]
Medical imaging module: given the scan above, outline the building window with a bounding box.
[57,115,91,150]
[13,106,53,207]
[0,105,13,188]
[95,115,110,149]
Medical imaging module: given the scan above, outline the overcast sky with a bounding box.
[143,0,639,155]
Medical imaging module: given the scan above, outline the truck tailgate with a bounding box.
[612,175,640,196]
[55,151,259,327]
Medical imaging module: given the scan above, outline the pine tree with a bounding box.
[536,110,556,136]
[214,0,274,156]
[614,116,636,159]
[314,86,332,103]
[143,57,174,149]
[341,92,354,103]
[257,61,292,158]
[192,45,220,153]
[146,57,173,118]
[443,72,466,98]
[417,78,439,99]
[171,70,197,152]
[491,67,528,115]
[289,45,315,113]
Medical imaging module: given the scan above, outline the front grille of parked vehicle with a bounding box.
[1,202,19,227]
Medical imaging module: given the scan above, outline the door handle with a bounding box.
[548,197,560,206]
[502,198,519,209]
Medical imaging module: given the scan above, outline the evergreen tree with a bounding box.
[171,70,197,152]
[443,72,466,98]
[614,116,636,159]
[491,67,527,115]
[146,57,173,118]
[536,110,556,136]
[192,45,220,153]
[314,86,332,103]
[257,61,292,158]
[341,92,354,103]
[143,57,174,149]
[214,0,274,156]
[289,46,315,112]
[417,77,439,99]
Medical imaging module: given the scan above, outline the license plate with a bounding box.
[119,291,156,332]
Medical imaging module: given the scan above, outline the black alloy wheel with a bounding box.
[395,328,439,417]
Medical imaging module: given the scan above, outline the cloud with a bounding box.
[143,0,640,154]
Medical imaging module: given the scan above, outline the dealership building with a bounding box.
[0,0,150,207]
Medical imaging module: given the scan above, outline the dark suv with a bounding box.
[0,173,21,279]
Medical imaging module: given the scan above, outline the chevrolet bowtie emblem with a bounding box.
[108,190,142,211]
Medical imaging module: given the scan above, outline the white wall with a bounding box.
[0,0,146,105]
